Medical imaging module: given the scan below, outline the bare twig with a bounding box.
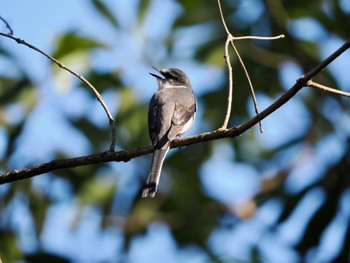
[229,38,263,133]
[0,32,116,151]
[221,36,234,129]
[217,0,230,35]
[218,0,233,129]
[0,16,13,35]
[307,80,350,97]
[232,35,285,41]
[1,38,349,185]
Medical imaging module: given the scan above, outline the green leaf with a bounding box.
[0,76,32,104]
[52,31,105,59]
[0,230,23,262]
[91,0,119,28]
[138,0,151,24]
[77,176,116,207]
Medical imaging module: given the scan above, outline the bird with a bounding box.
[142,67,197,198]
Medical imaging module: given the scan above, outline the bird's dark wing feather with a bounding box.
[167,102,195,140]
[148,95,159,146]
[149,93,176,149]
[172,102,192,125]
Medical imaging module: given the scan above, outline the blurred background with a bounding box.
[1,0,350,262]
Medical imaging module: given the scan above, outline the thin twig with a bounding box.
[307,80,350,97]
[1,38,349,185]
[221,36,234,129]
[229,38,263,133]
[0,32,117,151]
[232,35,285,41]
[217,0,230,35]
[217,0,233,129]
[0,16,13,35]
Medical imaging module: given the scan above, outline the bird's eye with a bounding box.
[169,73,179,81]
[164,72,173,78]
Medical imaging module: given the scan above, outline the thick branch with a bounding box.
[2,5,347,191]
[1,37,349,184]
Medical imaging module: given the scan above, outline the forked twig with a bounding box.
[0,32,117,151]
[217,0,284,131]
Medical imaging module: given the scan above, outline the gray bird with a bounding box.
[142,67,197,198]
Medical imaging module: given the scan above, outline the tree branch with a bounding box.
[0,16,13,35]
[307,80,350,97]
[1,38,349,185]
[0,32,117,151]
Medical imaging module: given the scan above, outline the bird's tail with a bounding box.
[142,147,169,198]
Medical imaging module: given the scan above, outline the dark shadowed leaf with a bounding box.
[91,0,119,28]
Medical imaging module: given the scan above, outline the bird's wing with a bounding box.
[149,95,176,149]
[148,95,159,146]
[149,89,196,148]
[172,102,194,125]
[166,102,195,140]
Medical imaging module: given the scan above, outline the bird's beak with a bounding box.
[149,66,164,79]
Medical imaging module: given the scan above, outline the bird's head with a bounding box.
[150,67,191,89]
